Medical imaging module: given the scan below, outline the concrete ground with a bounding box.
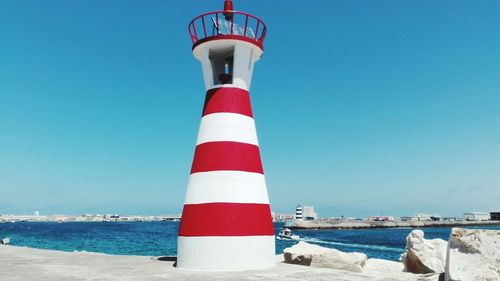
[0,245,439,281]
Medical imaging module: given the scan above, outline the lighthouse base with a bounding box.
[177,236,275,271]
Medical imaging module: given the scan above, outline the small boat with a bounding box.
[277,228,300,241]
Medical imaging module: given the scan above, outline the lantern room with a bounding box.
[188,0,267,91]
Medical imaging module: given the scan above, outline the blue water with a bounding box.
[1,222,499,261]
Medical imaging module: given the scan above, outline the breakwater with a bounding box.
[286,220,500,230]
[0,245,430,281]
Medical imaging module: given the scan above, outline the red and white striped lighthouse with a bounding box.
[177,0,275,271]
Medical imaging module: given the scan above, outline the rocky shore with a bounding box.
[1,228,498,281]
[287,219,500,230]
[283,228,499,281]
[0,245,430,281]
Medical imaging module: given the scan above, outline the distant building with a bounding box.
[295,205,303,220]
[463,212,490,221]
[367,216,394,221]
[272,213,294,222]
[490,211,500,221]
[415,213,433,221]
[400,213,432,222]
[430,215,441,221]
[302,206,318,220]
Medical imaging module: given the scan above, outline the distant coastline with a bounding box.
[286,219,500,230]
[0,214,181,223]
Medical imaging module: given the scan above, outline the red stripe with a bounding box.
[178,203,274,236]
[203,87,253,117]
[191,141,263,174]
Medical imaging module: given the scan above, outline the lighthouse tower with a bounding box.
[177,0,275,271]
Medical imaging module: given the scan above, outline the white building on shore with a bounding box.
[400,213,433,222]
[302,206,318,220]
[463,212,490,221]
[271,212,294,222]
[367,216,394,221]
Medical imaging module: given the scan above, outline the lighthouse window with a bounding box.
[209,47,234,85]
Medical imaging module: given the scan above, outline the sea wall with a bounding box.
[287,219,500,230]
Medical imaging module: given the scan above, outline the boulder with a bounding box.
[401,229,447,274]
[364,258,444,281]
[283,241,367,272]
[445,228,500,281]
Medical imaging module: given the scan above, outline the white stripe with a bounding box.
[177,236,275,271]
[184,171,269,204]
[196,113,259,146]
[207,83,248,91]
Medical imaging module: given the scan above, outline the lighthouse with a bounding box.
[177,0,275,271]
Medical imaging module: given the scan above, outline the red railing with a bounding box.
[189,11,267,48]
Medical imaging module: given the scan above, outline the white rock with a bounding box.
[364,258,404,273]
[400,229,447,274]
[364,258,444,281]
[445,228,500,281]
[283,241,367,272]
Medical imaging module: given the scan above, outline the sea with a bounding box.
[1,222,499,261]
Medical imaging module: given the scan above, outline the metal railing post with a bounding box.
[243,15,248,37]
[255,21,260,40]
[215,13,220,34]
[230,12,234,35]
[192,23,198,42]
[201,16,207,38]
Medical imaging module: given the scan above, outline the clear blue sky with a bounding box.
[1,0,499,217]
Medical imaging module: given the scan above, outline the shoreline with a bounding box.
[0,245,437,281]
[287,219,500,230]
